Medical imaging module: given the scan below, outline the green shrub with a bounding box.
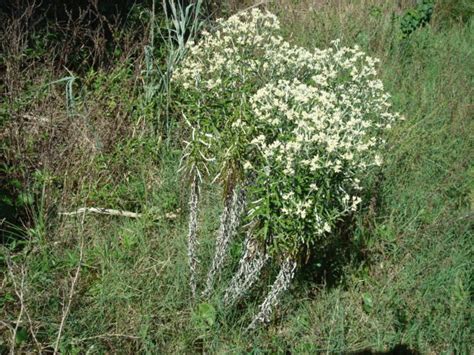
[174,8,401,327]
[400,0,435,38]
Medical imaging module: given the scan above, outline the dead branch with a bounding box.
[59,207,142,218]
[71,333,140,343]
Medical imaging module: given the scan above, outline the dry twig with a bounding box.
[5,252,42,352]
[71,333,140,343]
[59,207,142,218]
[53,212,86,354]
[6,257,26,354]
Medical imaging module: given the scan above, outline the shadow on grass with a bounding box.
[297,173,385,291]
[296,212,375,292]
[350,344,420,354]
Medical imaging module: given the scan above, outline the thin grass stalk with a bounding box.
[247,257,297,330]
[202,185,246,297]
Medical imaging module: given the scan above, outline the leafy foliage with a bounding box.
[401,0,435,38]
[174,8,400,262]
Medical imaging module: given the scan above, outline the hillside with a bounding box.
[1,0,472,353]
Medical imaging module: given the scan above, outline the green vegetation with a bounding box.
[400,0,435,38]
[1,0,472,353]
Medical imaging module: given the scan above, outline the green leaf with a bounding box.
[362,293,373,314]
[192,303,216,329]
[1,196,13,206]
[15,328,28,345]
[0,292,15,308]
[17,192,33,206]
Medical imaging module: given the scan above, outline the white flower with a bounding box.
[351,196,362,211]
[165,212,178,220]
[232,119,245,128]
[323,222,331,233]
[374,154,383,166]
[243,161,253,170]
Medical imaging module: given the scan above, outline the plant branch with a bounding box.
[59,207,143,218]
[53,212,86,354]
[6,257,26,355]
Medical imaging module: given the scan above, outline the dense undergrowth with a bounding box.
[1,0,473,353]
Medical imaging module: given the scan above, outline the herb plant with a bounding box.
[173,8,402,327]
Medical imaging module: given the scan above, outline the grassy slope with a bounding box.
[1,1,472,353]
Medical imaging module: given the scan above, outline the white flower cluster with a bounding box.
[174,8,280,92]
[248,73,398,249]
[174,8,330,98]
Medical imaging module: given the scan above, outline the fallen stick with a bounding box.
[71,333,140,344]
[59,207,142,218]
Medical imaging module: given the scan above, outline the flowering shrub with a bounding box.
[173,8,402,327]
[174,9,325,177]
[247,71,397,257]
